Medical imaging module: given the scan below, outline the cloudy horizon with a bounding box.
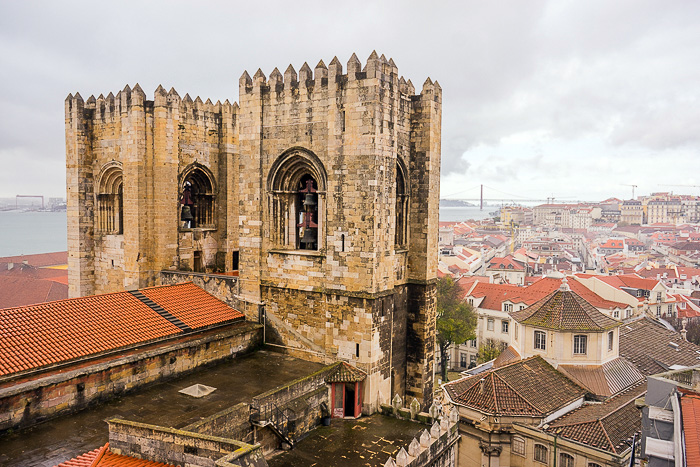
[1,0,698,202]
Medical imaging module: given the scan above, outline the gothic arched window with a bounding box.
[268,148,327,251]
[395,160,409,248]
[180,164,215,229]
[96,163,123,234]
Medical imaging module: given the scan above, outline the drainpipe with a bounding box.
[553,433,557,467]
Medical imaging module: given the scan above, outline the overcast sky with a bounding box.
[1,0,699,202]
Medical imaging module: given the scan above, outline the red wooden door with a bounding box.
[354,381,363,418]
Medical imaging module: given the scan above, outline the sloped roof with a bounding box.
[544,382,645,454]
[325,362,367,383]
[619,316,700,375]
[444,356,586,417]
[0,251,67,268]
[56,443,178,467]
[493,345,521,368]
[488,256,525,271]
[597,274,660,291]
[680,390,700,467]
[0,282,244,377]
[510,288,620,331]
[468,282,526,310]
[0,275,68,308]
[526,277,630,311]
[558,358,644,398]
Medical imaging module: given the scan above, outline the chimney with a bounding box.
[479,378,486,394]
[8,262,13,270]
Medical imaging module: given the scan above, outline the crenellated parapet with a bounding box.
[237,51,430,102]
[66,84,238,130]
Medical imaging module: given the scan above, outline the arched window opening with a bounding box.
[268,148,327,251]
[297,175,319,250]
[395,161,408,248]
[180,166,215,229]
[97,164,123,234]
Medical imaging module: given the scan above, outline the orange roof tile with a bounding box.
[140,282,243,329]
[545,382,645,454]
[444,356,586,416]
[0,251,67,268]
[55,443,178,467]
[680,390,700,467]
[510,288,620,332]
[0,283,243,377]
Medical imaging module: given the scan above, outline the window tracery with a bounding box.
[96,163,123,234]
[268,148,327,251]
[180,164,215,229]
[395,160,408,248]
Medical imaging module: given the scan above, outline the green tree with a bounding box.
[477,338,506,364]
[436,276,477,383]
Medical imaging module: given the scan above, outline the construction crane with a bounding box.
[621,184,637,199]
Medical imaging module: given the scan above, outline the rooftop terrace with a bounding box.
[0,350,323,466]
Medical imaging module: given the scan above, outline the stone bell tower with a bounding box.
[235,51,441,410]
[65,51,441,411]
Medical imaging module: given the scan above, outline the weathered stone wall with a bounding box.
[185,363,334,454]
[66,51,441,412]
[108,418,267,467]
[65,85,239,294]
[159,270,245,316]
[0,322,261,432]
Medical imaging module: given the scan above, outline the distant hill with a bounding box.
[440,199,476,207]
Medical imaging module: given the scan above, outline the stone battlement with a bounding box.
[238,51,441,102]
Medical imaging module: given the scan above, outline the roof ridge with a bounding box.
[90,443,109,467]
[491,374,499,413]
[492,372,540,414]
[0,282,195,314]
[598,418,617,454]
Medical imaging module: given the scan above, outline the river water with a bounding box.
[0,211,67,257]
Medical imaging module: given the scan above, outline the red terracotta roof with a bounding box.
[468,282,528,310]
[680,390,700,467]
[325,362,367,383]
[619,317,700,375]
[0,251,67,268]
[55,443,178,467]
[488,256,525,271]
[140,282,243,329]
[545,382,645,454]
[510,288,620,331]
[597,274,660,291]
[444,356,586,416]
[55,445,103,467]
[0,283,243,377]
[525,277,630,311]
[0,276,69,308]
[558,358,644,398]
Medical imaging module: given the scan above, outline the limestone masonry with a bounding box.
[66,51,442,410]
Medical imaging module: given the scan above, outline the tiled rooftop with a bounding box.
[510,288,620,331]
[558,357,644,398]
[444,356,586,417]
[325,362,366,383]
[0,251,67,268]
[0,282,243,377]
[0,275,68,308]
[619,316,700,375]
[56,443,178,467]
[545,382,645,454]
[680,390,700,467]
[140,282,243,329]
